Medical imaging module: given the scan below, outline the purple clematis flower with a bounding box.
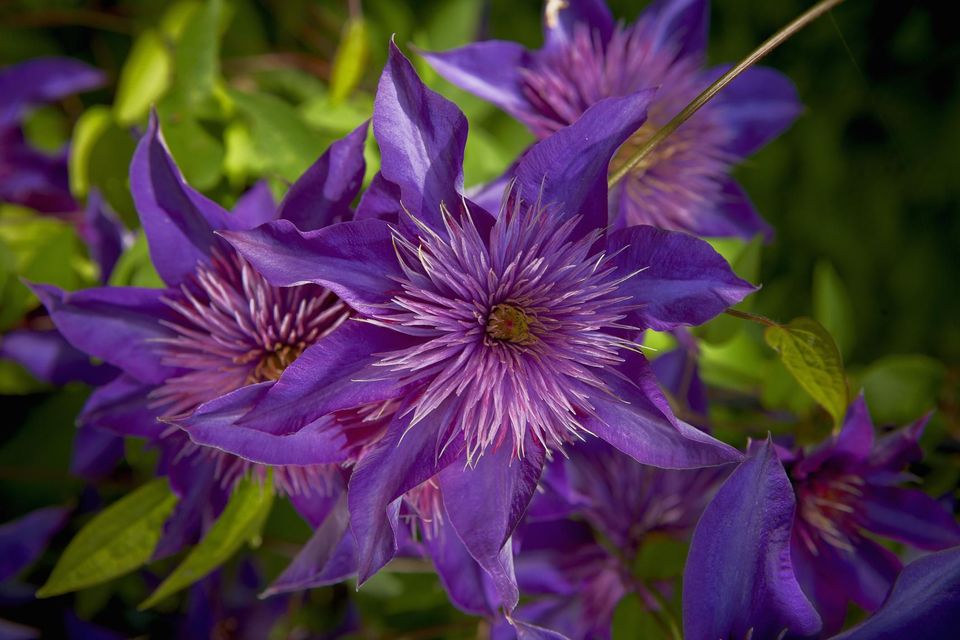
[784,395,960,634]
[33,111,380,553]
[685,437,960,640]
[197,41,752,608]
[421,0,801,239]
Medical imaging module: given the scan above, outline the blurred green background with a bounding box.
[1,0,957,637]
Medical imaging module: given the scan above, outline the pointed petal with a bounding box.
[587,351,742,468]
[0,57,104,126]
[79,190,128,282]
[30,283,178,384]
[425,504,498,616]
[0,328,115,386]
[375,41,467,235]
[348,402,464,583]
[220,218,401,316]
[543,0,614,49]
[278,121,368,231]
[711,65,802,158]
[354,172,403,222]
[230,181,276,229]
[861,486,960,550]
[683,439,822,640]
[440,435,546,610]
[832,546,960,640]
[419,42,533,119]
[607,225,756,330]
[130,112,232,286]
[681,177,774,241]
[0,506,69,582]
[869,414,928,473]
[235,321,416,434]
[515,90,655,237]
[78,374,163,439]
[635,0,710,63]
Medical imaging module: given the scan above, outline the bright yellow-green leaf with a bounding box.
[114,30,172,126]
[330,17,369,104]
[764,317,848,428]
[139,474,274,610]
[169,0,223,109]
[36,478,178,598]
[69,106,112,198]
[160,0,202,40]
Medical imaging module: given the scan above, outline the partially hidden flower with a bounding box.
[190,41,752,609]
[32,112,380,557]
[421,0,801,239]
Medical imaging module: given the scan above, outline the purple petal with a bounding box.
[440,434,545,610]
[177,382,356,466]
[264,493,357,596]
[515,90,654,237]
[650,343,708,420]
[711,65,802,158]
[70,424,124,480]
[861,486,960,551]
[288,476,345,528]
[130,111,232,286]
[79,190,128,282]
[348,401,464,583]
[230,181,276,229]
[0,57,105,126]
[0,328,115,386]
[831,546,960,640]
[634,0,710,63]
[680,177,774,241]
[374,41,467,235]
[0,128,74,213]
[543,0,614,49]
[586,351,742,468]
[683,439,821,640]
[796,394,876,477]
[0,507,69,582]
[419,42,533,120]
[221,218,401,316]
[235,321,416,434]
[607,225,756,330]
[869,414,928,473]
[277,121,368,231]
[354,172,403,222]
[78,374,163,439]
[30,283,179,384]
[425,506,497,616]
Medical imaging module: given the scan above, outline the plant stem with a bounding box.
[608,0,846,189]
[724,308,778,327]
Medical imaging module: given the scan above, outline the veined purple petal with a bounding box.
[375,41,467,235]
[711,65,802,158]
[0,57,104,127]
[860,486,960,551]
[634,0,710,64]
[0,507,69,582]
[30,283,180,384]
[683,438,821,640]
[130,112,233,286]
[440,433,546,610]
[277,121,368,231]
[348,401,465,584]
[230,180,276,229]
[221,218,401,316]
[78,374,164,439]
[514,90,655,237]
[419,42,533,120]
[543,0,614,50]
[831,546,960,640]
[607,225,756,330]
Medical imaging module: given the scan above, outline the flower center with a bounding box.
[486,303,534,344]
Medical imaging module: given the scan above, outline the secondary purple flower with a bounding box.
[422,0,801,238]
[33,112,376,551]
[784,396,960,634]
[206,42,751,608]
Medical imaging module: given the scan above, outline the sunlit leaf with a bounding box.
[36,478,178,597]
[139,473,274,609]
[169,0,223,109]
[764,317,848,428]
[114,29,172,126]
[69,106,112,199]
[330,17,369,104]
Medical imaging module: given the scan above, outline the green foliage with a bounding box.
[764,317,849,428]
[114,29,172,126]
[859,355,946,424]
[139,473,275,609]
[108,231,164,288]
[330,17,370,104]
[37,478,179,597]
[812,260,855,358]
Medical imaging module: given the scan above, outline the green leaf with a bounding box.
[108,231,164,288]
[698,235,763,344]
[157,113,225,190]
[114,29,172,126]
[812,260,855,358]
[69,106,112,198]
[612,597,666,640]
[764,317,848,428]
[36,478,178,598]
[169,0,224,109]
[634,537,688,580]
[139,474,274,609]
[330,17,369,104]
[859,355,946,424]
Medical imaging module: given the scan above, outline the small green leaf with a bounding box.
[114,29,172,126]
[330,17,369,104]
[812,260,855,358]
[69,106,112,198]
[36,478,178,597]
[139,474,274,609]
[764,317,848,428]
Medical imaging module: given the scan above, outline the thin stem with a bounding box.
[608,0,845,188]
[724,308,778,327]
